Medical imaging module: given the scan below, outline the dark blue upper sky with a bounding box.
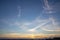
[0,0,43,20]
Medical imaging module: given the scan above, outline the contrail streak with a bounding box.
[33,21,49,30]
[28,21,49,32]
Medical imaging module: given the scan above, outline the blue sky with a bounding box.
[0,0,60,35]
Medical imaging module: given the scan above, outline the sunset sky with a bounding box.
[0,0,60,38]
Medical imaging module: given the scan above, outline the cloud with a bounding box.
[27,17,50,32]
[51,1,60,12]
[28,29,36,32]
[39,0,60,32]
[43,0,51,10]
[27,20,49,32]
[41,18,60,32]
[1,15,60,33]
[2,15,60,32]
[27,16,60,32]
[12,0,60,32]
[49,17,57,25]
[43,0,60,14]
[41,25,60,32]
[30,20,49,30]
[43,0,54,14]
[43,0,58,26]
[42,28,60,32]
[17,6,21,18]
[13,21,32,30]
[13,16,47,29]
[8,16,49,31]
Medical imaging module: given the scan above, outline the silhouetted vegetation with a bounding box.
[0,37,60,40]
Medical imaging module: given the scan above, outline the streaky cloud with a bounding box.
[43,0,53,14]
[28,20,50,32]
[41,27,60,32]
[17,6,21,18]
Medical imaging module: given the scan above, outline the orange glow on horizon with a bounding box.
[0,33,60,39]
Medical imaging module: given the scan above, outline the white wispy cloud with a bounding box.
[43,0,53,14]
[27,16,60,32]
[1,16,60,33]
[43,0,58,26]
[41,25,60,32]
[28,20,49,32]
[1,0,60,33]
[17,6,21,18]
[39,0,60,32]
[38,17,60,32]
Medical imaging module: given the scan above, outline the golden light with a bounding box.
[31,34,35,38]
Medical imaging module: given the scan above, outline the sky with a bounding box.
[0,0,60,37]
